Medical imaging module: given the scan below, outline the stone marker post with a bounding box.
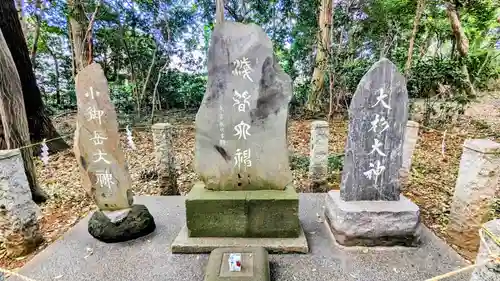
[74,63,155,243]
[172,21,307,254]
[0,149,42,257]
[308,121,329,189]
[447,139,500,258]
[401,120,419,184]
[324,58,420,247]
[470,219,500,281]
[151,123,179,195]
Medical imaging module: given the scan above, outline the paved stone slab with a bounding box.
[205,247,269,281]
[10,195,470,281]
[325,190,420,246]
[172,224,308,254]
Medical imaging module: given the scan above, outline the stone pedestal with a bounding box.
[325,190,421,247]
[186,182,299,238]
[151,123,179,195]
[447,139,500,257]
[470,219,500,281]
[401,120,419,185]
[0,149,43,257]
[204,247,270,281]
[308,121,329,190]
[171,182,308,254]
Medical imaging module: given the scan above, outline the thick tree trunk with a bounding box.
[404,0,426,77]
[0,29,48,203]
[0,0,69,153]
[68,0,91,73]
[307,0,332,112]
[30,0,42,69]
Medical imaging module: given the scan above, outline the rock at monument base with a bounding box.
[324,190,421,247]
[204,247,270,281]
[88,204,156,243]
[186,182,299,238]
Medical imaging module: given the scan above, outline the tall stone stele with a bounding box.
[74,63,155,243]
[324,58,421,247]
[180,19,303,243]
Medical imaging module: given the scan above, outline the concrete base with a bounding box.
[186,182,300,238]
[325,190,421,247]
[11,195,470,281]
[171,224,309,254]
[204,247,270,281]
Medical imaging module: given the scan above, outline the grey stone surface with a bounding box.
[73,62,134,211]
[341,58,408,201]
[325,191,420,247]
[471,219,500,281]
[10,195,470,281]
[171,224,308,254]
[0,149,42,257]
[194,21,292,191]
[401,120,419,183]
[205,247,269,281]
[151,123,179,195]
[447,139,500,256]
[88,204,156,243]
[308,121,329,184]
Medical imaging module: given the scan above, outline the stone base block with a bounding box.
[171,224,308,253]
[186,182,300,238]
[204,247,270,281]
[88,204,156,243]
[324,190,421,247]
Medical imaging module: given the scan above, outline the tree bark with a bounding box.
[68,0,91,73]
[139,46,158,119]
[0,0,69,153]
[307,0,332,112]
[445,2,476,97]
[404,0,426,77]
[30,0,42,69]
[47,46,61,105]
[0,29,48,203]
[15,0,26,38]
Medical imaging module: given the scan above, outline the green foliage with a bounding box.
[327,155,344,171]
[289,153,309,171]
[109,82,136,113]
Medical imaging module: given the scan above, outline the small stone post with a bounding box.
[447,139,500,257]
[151,123,179,195]
[470,219,500,281]
[401,120,419,184]
[0,149,42,257]
[308,121,329,189]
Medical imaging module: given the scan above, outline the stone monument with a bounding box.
[74,63,155,243]
[324,58,421,247]
[172,20,307,253]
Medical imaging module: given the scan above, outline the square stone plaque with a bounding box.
[204,247,269,281]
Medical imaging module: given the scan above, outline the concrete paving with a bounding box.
[9,195,471,281]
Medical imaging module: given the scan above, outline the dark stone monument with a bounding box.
[324,58,421,247]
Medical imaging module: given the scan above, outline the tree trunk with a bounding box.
[138,46,158,119]
[0,29,48,203]
[445,2,476,97]
[68,0,90,73]
[67,19,76,80]
[0,0,69,153]
[307,0,332,112]
[404,0,426,77]
[47,46,61,105]
[151,59,170,124]
[15,0,26,38]
[30,0,42,69]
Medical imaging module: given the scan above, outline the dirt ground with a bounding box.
[0,93,499,270]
